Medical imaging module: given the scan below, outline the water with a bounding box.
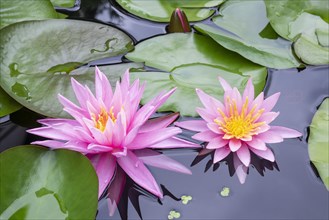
[1,0,328,219]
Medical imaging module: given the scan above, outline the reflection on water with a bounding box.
[1,0,328,219]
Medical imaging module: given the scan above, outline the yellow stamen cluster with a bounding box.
[214,97,265,140]
[92,107,116,132]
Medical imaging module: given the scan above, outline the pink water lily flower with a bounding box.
[175,77,302,183]
[28,67,198,201]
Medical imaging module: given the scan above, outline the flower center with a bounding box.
[92,107,116,132]
[214,97,265,139]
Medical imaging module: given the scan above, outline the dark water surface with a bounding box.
[1,0,328,219]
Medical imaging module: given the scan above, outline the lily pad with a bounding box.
[308,99,329,190]
[194,0,301,69]
[0,0,62,29]
[51,0,76,8]
[126,33,267,73]
[130,63,267,117]
[264,0,329,65]
[0,87,22,117]
[0,19,140,118]
[115,0,224,22]
[0,145,98,219]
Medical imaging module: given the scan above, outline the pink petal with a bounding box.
[38,118,80,127]
[135,149,191,174]
[257,112,280,124]
[196,89,224,115]
[95,66,113,106]
[251,92,264,112]
[231,87,242,112]
[150,137,200,149]
[119,69,130,93]
[71,77,89,109]
[107,167,126,216]
[250,147,275,162]
[117,151,162,198]
[270,126,302,138]
[218,77,232,92]
[87,144,113,153]
[196,107,216,123]
[127,127,181,149]
[58,94,85,115]
[32,140,90,154]
[206,137,228,149]
[27,126,73,141]
[174,120,208,132]
[256,131,283,143]
[192,130,218,142]
[89,153,116,198]
[242,78,254,103]
[229,139,241,152]
[112,114,126,147]
[31,140,64,148]
[213,147,231,163]
[262,92,280,112]
[233,153,248,184]
[207,122,223,134]
[236,144,251,167]
[246,137,267,150]
[139,113,179,133]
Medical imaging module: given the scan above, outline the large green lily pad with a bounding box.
[126,33,267,116]
[0,145,98,219]
[264,0,329,65]
[0,0,63,29]
[0,19,140,118]
[130,63,267,116]
[194,0,301,69]
[0,87,22,117]
[308,99,329,190]
[126,33,267,73]
[115,0,224,22]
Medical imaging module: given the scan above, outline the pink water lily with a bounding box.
[175,77,302,183]
[28,67,198,202]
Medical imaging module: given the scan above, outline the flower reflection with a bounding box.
[28,67,198,209]
[176,77,302,183]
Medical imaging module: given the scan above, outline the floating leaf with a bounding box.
[220,186,230,197]
[168,210,181,219]
[51,0,76,8]
[127,33,267,116]
[0,87,22,117]
[0,0,62,29]
[115,0,224,22]
[308,99,329,190]
[0,145,98,219]
[126,33,267,73]
[264,0,329,65]
[130,63,267,117]
[194,0,301,69]
[0,19,140,118]
[181,195,192,205]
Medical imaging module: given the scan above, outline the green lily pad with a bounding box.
[308,99,329,190]
[0,0,63,29]
[126,33,267,73]
[130,63,267,117]
[220,186,230,197]
[115,0,224,22]
[0,145,98,219]
[0,87,22,117]
[127,33,267,116]
[0,19,140,118]
[194,0,301,69]
[51,0,76,8]
[264,0,329,65]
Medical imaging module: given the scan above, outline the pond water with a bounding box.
[0,0,328,219]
